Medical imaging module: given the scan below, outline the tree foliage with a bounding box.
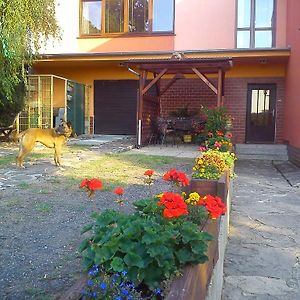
[0,0,60,126]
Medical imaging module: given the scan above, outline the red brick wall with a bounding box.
[288,145,300,167]
[160,77,285,144]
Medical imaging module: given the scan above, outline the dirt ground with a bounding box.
[0,138,194,300]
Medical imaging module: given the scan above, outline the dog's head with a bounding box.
[56,121,73,138]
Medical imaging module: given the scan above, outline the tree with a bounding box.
[0,0,60,126]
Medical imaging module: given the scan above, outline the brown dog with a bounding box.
[16,121,73,168]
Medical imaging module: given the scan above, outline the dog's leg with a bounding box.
[17,146,33,168]
[16,135,35,168]
[54,146,62,166]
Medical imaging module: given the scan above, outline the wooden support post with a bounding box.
[217,69,223,107]
[137,71,147,147]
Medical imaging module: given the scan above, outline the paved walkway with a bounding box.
[222,160,300,300]
[127,144,199,158]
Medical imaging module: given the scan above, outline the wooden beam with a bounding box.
[217,69,223,107]
[159,74,178,96]
[142,68,167,95]
[192,68,217,94]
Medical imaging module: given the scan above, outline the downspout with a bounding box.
[127,67,142,148]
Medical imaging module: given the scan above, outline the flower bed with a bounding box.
[61,106,236,299]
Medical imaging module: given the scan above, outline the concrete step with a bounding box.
[235,144,288,161]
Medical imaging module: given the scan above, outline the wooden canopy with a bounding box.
[123,55,233,146]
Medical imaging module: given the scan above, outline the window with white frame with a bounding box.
[236,0,275,48]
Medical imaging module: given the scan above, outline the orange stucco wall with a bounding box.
[53,78,66,108]
[283,0,300,147]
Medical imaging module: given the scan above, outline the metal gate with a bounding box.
[18,75,88,135]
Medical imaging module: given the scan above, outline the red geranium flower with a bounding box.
[216,130,224,136]
[114,187,124,196]
[80,178,90,189]
[163,169,190,187]
[144,169,154,177]
[158,192,188,219]
[80,178,103,191]
[88,179,103,191]
[200,194,226,219]
[226,132,233,139]
[80,178,103,198]
[207,132,213,137]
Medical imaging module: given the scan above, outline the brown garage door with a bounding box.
[94,80,138,134]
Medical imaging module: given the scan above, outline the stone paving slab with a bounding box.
[273,160,300,187]
[222,160,300,300]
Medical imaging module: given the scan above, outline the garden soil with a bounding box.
[0,138,193,300]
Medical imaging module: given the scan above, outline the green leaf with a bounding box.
[143,263,164,289]
[176,248,195,263]
[199,231,214,241]
[147,244,169,258]
[95,245,116,262]
[79,239,90,252]
[80,224,93,234]
[124,252,145,268]
[142,230,157,245]
[190,240,208,254]
[111,257,125,272]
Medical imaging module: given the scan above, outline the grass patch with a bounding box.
[34,202,52,213]
[0,154,15,166]
[5,198,21,207]
[61,153,193,188]
[25,287,53,300]
[17,182,31,189]
[67,144,92,151]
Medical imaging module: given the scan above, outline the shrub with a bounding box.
[202,106,231,135]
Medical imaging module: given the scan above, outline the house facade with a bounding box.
[33,0,300,165]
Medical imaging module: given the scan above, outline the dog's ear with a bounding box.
[66,121,72,129]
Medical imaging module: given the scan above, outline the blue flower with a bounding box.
[99,282,107,290]
[92,291,97,298]
[154,288,162,295]
[121,270,128,276]
[114,296,122,300]
[87,279,95,286]
[112,278,117,283]
[126,283,134,289]
[121,288,129,296]
[80,289,87,295]
[119,282,125,287]
[114,273,121,277]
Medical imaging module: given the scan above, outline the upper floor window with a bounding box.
[236,0,275,48]
[80,0,174,36]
